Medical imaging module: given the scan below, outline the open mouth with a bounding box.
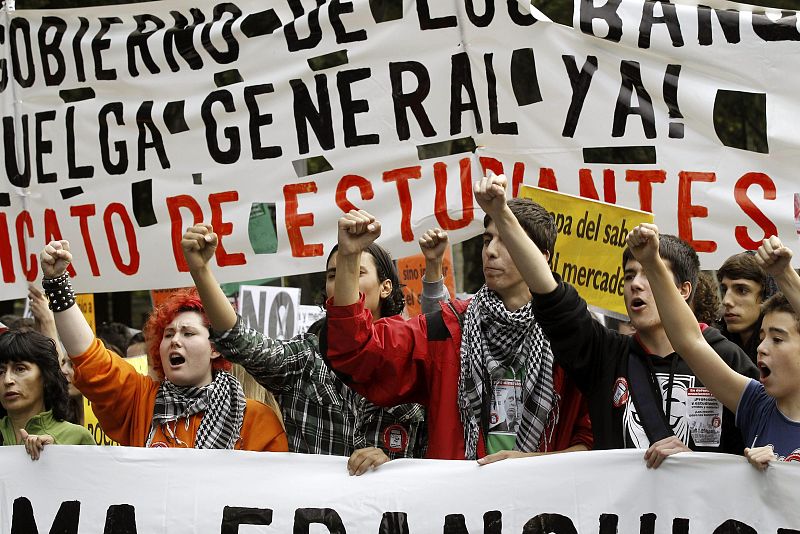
[758,362,771,380]
[169,354,186,366]
[630,298,646,311]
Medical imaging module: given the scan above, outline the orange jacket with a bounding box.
[72,339,288,451]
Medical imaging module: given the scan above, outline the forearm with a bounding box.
[492,207,558,294]
[423,257,443,282]
[190,265,236,331]
[54,305,96,357]
[211,318,311,390]
[332,251,361,306]
[420,276,450,315]
[642,256,745,410]
[774,265,800,314]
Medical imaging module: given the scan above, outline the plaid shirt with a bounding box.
[210,316,427,458]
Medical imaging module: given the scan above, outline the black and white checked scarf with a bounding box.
[146,371,246,449]
[458,286,556,459]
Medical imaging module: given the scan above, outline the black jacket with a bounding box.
[532,276,759,453]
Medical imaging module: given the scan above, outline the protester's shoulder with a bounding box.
[422,298,469,341]
[703,326,759,374]
[51,420,96,445]
[244,399,284,426]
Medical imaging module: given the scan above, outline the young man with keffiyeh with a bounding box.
[325,188,593,461]
[472,174,758,469]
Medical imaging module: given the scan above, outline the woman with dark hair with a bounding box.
[182,223,444,475]
[39,240,288,452]
[0,329,94,460]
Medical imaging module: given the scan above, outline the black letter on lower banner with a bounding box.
[523,514,578,534]
[103,504,137,534]
[293,508,346,534]
[11,497,80,534]
[220,506,273,534]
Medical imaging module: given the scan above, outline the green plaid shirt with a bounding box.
[210,316,426,458]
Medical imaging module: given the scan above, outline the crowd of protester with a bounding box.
[1,173,797,471]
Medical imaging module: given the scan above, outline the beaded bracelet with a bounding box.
[42,272,76,313]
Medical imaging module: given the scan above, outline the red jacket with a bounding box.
[327,296,592,459]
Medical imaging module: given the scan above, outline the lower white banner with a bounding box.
[1,448,798,533]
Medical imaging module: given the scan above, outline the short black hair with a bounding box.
[762,292,800,334]
[0,329,72,422]
[483,198,557,257]
[623,234,700,302]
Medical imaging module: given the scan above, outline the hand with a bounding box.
[181,223,218,272]
[643,435,690,469]
[473,173,508,218]
[347,447,390,476]
[337,210,381,257]
[20,429,54,461]
[755,236,793,277]
[418,228,449,262]
[744,445,777,471]
[28,285,55,330]
[626,223,660,265]
[477,450,540,465]
[40,240,72,279]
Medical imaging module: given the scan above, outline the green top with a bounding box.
[0,410,95,446]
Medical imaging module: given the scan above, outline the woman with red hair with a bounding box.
[38,240,288,452]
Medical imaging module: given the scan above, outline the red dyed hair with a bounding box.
[143,288,232,381]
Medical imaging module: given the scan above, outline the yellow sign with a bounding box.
[76,294,95,334]
[519,185,653,316]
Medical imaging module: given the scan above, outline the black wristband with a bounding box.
[42,272,76,313]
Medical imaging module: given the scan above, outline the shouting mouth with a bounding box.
[629,298,646,312]
[758,361,771,381]
[169,354,186,366]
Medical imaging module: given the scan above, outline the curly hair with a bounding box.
[143,288,232,381]
[325,243,405,318]
[0,329,72,422]
[691,271,722,325]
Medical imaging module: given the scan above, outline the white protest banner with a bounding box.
[238,284,300,339]
[1,447,798,532]
[1,0,798,300]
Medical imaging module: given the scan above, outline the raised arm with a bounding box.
[756,236,800,312]
[182,223,236,331]
[627,224,748,412]
[473,174,558,295]
[332,210,381,307]
[28,284,66,363]
[40,241,95,356]
[418,228,451,314]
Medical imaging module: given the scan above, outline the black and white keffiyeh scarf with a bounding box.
[458,286,556,459]
[146,371,246,449]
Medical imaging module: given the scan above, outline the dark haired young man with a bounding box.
[629,228,800,468]
[326,188,592,461]
[466,174,757,468]
[717,252,777,363]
